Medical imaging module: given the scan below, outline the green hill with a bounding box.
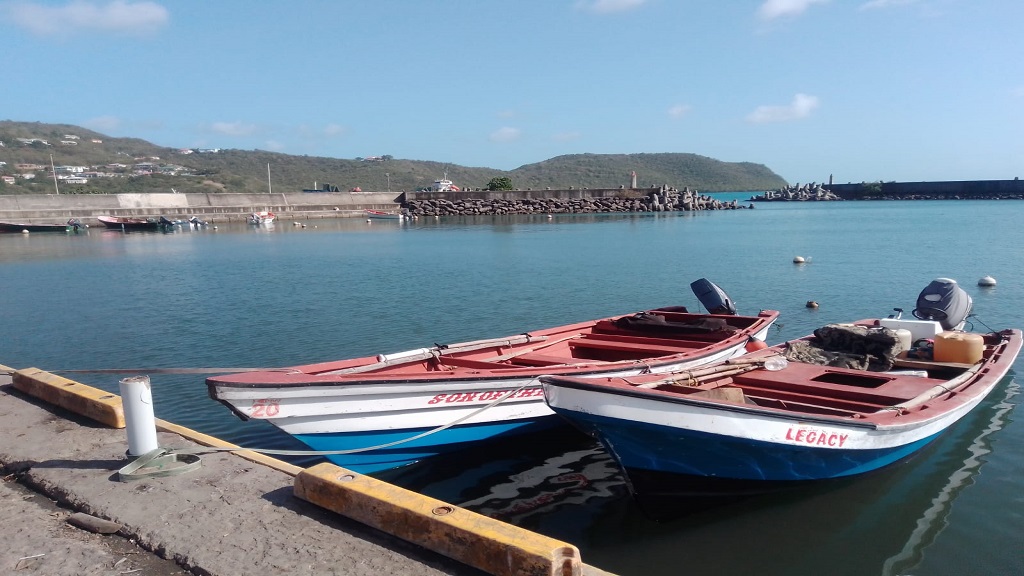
[0,121,789,195]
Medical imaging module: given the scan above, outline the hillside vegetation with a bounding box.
[0,121,789,195]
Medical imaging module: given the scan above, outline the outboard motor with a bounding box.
[912,277,972,330]
[690,278,737,315]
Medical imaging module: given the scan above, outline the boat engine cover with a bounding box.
[912,278,973,330]
[690,278,737,315]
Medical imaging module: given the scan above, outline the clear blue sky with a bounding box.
[2,0,1021,185]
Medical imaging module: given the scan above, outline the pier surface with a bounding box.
[0,367,612,576]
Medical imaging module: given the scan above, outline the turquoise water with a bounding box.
[2,198,1023,576]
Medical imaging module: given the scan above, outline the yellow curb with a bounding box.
[11,367,126,428]
[295,462,581,576]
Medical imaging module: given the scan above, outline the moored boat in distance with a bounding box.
[0,218,86,233]
[541,278,1021,509]
[365,209,404,220]
[207,279,779,473]
[97,215,167,231]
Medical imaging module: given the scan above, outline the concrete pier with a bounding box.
[0,365,614,576]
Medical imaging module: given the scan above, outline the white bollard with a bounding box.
[119,375,159,457]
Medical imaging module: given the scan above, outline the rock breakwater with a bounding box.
[404,187,747,216]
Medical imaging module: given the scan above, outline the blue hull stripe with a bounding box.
[558,411,942,481]
[293,419,555,474]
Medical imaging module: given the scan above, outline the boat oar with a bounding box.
[46,367,274,375]
[630,355,785,389]
[489,334,582,362]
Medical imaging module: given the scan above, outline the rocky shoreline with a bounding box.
[405,187,748,217]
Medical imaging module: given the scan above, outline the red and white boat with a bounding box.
[207,279,778,473]
[541,278,1021,505]
[364,209,404,220]
[248,211,275,224]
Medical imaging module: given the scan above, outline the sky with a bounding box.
[1,0,1021,185]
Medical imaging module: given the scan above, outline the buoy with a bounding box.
[746,338,768,352]
[806,300,819,309]
[21,229,29,234]
[978,276,996,287]
[793,256,805,264]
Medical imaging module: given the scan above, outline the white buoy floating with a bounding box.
[978,276,997,287]
[793,256,805,264]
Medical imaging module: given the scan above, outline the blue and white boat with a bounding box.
[541,279,1021,501]
[207,280,778,473]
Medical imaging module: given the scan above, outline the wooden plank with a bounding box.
[569,338,690,355]
[508,353,579,366]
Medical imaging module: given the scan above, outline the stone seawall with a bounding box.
[401,186,744,216]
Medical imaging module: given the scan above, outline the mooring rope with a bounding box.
[172,381,533,458]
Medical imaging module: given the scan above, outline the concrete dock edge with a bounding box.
[0,364,613,576]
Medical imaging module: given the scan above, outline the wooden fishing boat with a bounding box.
[0,218,85,233]
[541,278,1021,502]
[365,209,404,220]
[207,279,778,473]
[97,215,165,231]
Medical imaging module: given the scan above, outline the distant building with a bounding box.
[63,134,79,140]
[1,176,15,185]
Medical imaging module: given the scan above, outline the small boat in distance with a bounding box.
[207,279,779,473]
[0,218,86,233]
[541,278,1021,508]
[248,211,276,224]
[97,215,165,231]
[365,209,404,220]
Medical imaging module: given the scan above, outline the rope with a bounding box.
[165,381,533,458]
[117,448,202,481]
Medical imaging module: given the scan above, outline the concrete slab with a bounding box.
[0,368,614,576]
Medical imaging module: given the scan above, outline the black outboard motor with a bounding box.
[690,278,737,315]
[912,277,972,330]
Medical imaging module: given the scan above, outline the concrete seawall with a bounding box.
[825,179,1024,200]
[1,187,739,224]
[0,192,404,224]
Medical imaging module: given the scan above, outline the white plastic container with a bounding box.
[878,318,943,345]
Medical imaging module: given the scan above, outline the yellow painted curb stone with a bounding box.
[295,462,581,576]
[11,367,126,428]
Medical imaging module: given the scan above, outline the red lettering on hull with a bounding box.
[785,427,849,448]
[427,387,541,405]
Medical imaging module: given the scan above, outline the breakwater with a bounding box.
[751,179,1024,201]
[0,186,745,224]
[402,186,745,216]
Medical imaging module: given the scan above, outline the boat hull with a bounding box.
[0,221,82,233]
[542,324,1021,494]
[97,216,163,231]
[209,308,779,472]
[293,417,559,473]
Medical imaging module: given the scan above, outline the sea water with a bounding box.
[2,196,1023,576]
